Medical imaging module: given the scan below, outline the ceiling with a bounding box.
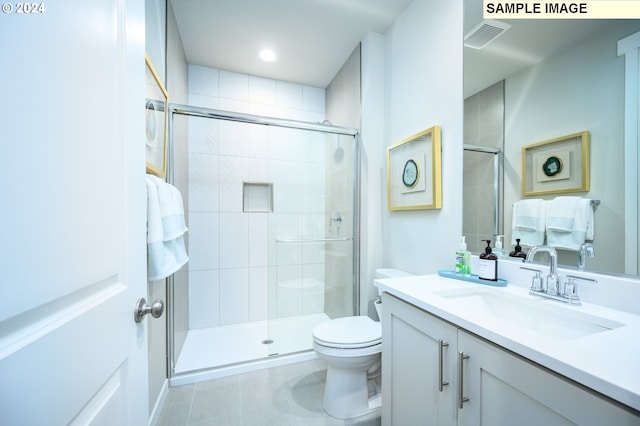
[171,0,624,94]
[171,0,412,89]
[462,1,621,98]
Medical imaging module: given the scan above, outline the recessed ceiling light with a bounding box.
[259,49,277,62]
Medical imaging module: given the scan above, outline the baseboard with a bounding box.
[148,378,169,426]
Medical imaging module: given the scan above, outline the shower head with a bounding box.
[334,145,344,163]
[319,120,344,162]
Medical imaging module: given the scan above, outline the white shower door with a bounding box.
[269,129,358,357]
[0,0,148,424]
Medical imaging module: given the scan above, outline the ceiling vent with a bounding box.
[464,19,511,49]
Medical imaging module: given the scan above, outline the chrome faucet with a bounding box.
[523,245,596,305]
[578,243,595,270]
[526,246,559,295]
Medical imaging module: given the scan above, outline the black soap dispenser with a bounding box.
[509,238,528,260]
[478,239,498,281]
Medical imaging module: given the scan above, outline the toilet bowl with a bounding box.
[312,268,412,419]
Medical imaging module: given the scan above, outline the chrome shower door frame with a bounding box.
[165,103,361,382]
[463,144,503,242]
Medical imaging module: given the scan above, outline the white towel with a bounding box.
[147,235,189,281]
[511,199,546,247]
[146,174,189,281]
[546,197,594,250]
[546,196,579,232]
[146,176,163,247]
[150,174,188,241]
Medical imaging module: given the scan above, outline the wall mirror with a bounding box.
[463,0,640,276]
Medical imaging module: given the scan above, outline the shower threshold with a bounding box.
[173,313,329,381]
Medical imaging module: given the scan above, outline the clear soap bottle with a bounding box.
[494,235,508,258]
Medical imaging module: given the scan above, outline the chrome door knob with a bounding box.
[134,298,165,323]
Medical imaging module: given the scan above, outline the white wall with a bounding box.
[360,32,386,316]
[326,44,361,129]
[504,21,640,274]
[145,0,166,84]
[380,0,464,274]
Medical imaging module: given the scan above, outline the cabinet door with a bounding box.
[382,294,457,426]
[457,331,640,426]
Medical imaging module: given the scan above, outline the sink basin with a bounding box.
[434,287,625,340]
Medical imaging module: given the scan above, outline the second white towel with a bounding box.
[546,197,594,250]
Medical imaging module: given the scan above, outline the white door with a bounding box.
[0,1,148,424]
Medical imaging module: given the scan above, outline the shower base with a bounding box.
[171,313,329,386]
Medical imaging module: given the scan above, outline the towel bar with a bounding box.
[276,237,353,243]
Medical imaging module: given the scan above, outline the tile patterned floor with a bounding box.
[156,358,382,426]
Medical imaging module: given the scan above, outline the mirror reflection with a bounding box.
[463,0,640,276]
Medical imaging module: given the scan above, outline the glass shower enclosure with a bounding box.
[167,105,359,384]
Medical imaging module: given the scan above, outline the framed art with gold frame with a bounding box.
[145,54,169,178]
[522,131,590,196]
[387,126,442,210]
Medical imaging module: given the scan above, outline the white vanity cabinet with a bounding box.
[382,293,457,426]
[382,293,640,426]
[382,293,458,425]
[457,330,639,425]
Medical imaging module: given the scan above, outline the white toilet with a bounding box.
[312,268,412,419]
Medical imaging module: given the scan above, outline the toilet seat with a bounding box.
[313,316,381,349]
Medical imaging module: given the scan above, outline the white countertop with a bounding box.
[375,274,640,412]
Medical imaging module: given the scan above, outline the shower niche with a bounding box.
[243,182,273,213]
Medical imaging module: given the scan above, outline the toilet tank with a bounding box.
[373,268,413,319]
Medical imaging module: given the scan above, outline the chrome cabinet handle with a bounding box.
[134,298,165,323]
[438,339,449,392]
[458,351,470,409]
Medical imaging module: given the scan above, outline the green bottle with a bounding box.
[455,236,471,276]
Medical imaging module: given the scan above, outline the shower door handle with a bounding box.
[134,298,165,323]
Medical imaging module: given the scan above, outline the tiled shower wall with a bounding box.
[187,65,329,329]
